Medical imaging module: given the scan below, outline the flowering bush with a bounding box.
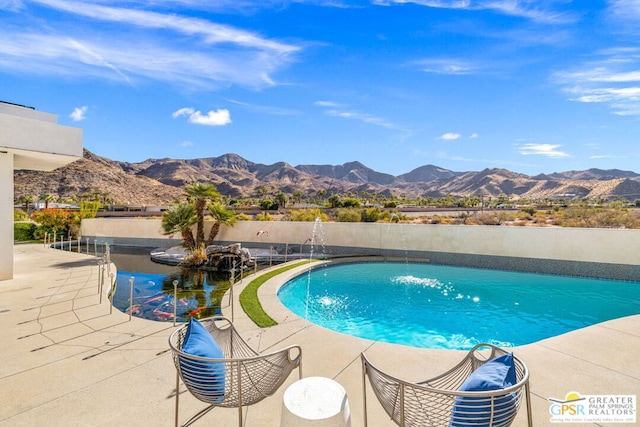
[31,208,77,238]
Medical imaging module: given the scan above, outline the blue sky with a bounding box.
[2,1,640,176]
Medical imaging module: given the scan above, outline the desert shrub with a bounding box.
[254,212,275,221]
[521,207,537,216]
[560,207,639,228]
[376,210,405,223]
[383,201,397,208]
[594,209,639,228]
[14,209,29,221]
[431,215,454,224]
[513,220,528,226]
[476,213,509,225]
[453,213,473,225]
[335,208,361,222]
[235,213,252,221]
[361,207,382,222]
[284,208,329,222]
[341,198,361,208]
[184,245,208,266]
[14,222,37,241]
[259,198,278,210]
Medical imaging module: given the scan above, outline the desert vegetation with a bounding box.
[13,185,640,246]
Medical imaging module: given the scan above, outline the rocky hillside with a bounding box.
[13,149,640,205]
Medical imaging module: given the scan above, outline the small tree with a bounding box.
[341,198,362,208]
[20,193,35,212]
[31,208,76,238]
[184,182,221,247]
[161,204,198,249]
[206,202,237,245]
[42,193,56,209]
[274,191,288,209]
[327,194,341,208]
[259,198,278,210]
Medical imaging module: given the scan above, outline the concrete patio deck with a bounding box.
[1,244,638,426]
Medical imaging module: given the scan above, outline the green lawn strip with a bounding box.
[239,260,316,328]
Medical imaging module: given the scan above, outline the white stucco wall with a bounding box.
[0,111,82,171]
[81,218,640,266]
[2,102,83,281]
[1,153,14,280]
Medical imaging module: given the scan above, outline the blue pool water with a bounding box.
[277,262,640,350]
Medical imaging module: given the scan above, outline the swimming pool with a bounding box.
[277,262,640,350]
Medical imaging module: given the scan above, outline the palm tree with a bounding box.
[42,193,55,209]
[206,202,237,245]
[161,203,198,249]
[184,182,221,247]
[20,193,35,212]
[275,191,288,209]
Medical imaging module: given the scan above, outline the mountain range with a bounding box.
[13,149,640,205]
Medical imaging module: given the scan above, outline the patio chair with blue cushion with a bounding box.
[169,316,302,427]
[361,343,532,427]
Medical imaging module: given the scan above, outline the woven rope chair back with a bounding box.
[362,343,532,427]
[169,316,302,427]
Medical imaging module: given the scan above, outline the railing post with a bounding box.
[173,280,179,327]
[128,276,134,321]
[109,273,115,314]
[98,258,103,301]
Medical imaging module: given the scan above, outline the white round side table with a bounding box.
[281,376,351,427]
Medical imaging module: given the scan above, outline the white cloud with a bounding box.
[32,0,297,54]
[227,98,299,116]
[554,48,640,116]
[314,101,410,133]
[179,140,194,147]
[590,154,619,159]
[0,0,300,89]
[518,143,570,158]
[172,107,195,118]
[439,132,461,140]
[69,105,88,121]
[172,107,231,126]
[314,100,341,107]
[373,0,576,24]
[415,58,477,75]
[469,133,479,139]
[0,0,23,11]
[609,0,640,21]
[325,109,398,129]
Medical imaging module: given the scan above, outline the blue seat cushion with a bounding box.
[180,318,225,402]
[450,353,518,427]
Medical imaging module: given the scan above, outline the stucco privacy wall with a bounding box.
[81,218,640,279]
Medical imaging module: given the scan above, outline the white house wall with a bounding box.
[1,152,14,280]
[2,102,83,281]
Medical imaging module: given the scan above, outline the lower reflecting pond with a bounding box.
[108,246,233,322]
